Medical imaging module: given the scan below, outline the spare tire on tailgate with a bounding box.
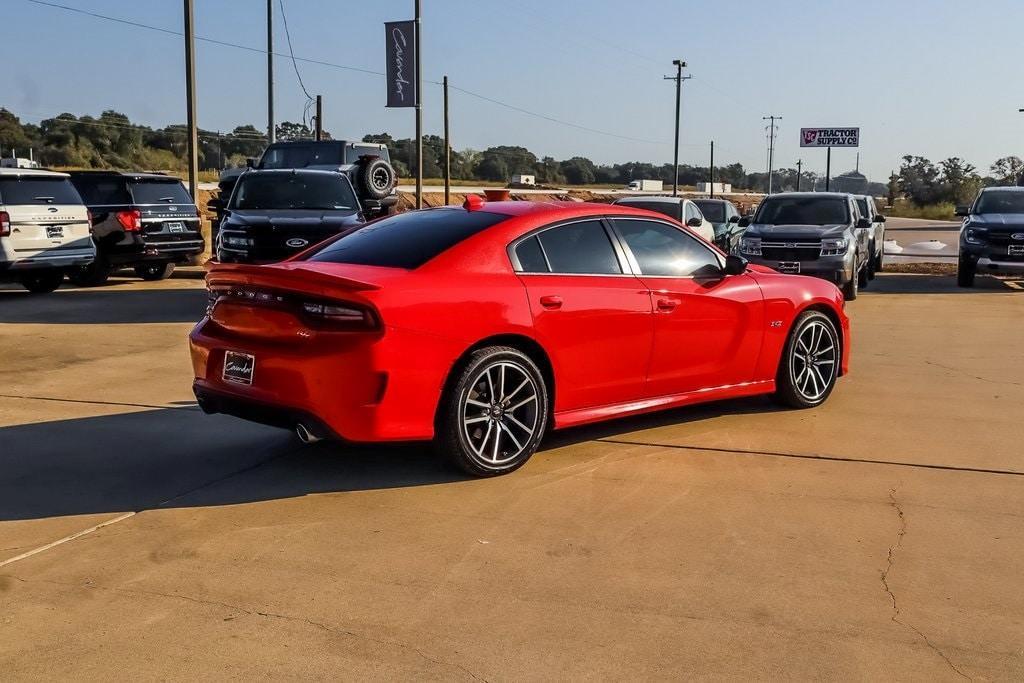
[356,157,396,200]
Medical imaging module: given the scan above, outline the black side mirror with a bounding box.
[245,157,256,168]
[729,214,740,223]
[955,205,970,217]
[724,254,747,275]
[856,217,871,230]
[686,217,702,228]
[737,216,751,228]
[874,214,886,222]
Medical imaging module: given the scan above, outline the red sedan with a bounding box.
[190,199,850,476]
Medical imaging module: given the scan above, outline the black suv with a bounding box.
[68,172,203,285]
[738,192,871,300]
[956,187,1024,287]
[217,168,365,263]
[212,140,397,235]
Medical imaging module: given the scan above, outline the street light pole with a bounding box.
[183,0,198,200]
[414,0,423,208]
[796,158,803,192]
[665,60,690,197]
[267,0,274,143]
[763,115,781,195]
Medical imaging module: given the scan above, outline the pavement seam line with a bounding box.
[0,512,136,568]
[596,438,1024,477]
[881,488,970,680]
[0,393,199,411]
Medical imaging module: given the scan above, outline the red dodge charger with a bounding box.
[190,199,850,476]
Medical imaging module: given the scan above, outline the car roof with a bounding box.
[980,186,1024,192]
[0,167,70,178]
[68,170,182,182]
[243,168,350,176]
[470,200,652,219]
[766,192,849,199]
[692,197,730,204]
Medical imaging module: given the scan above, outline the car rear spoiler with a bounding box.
[206,262,381,297]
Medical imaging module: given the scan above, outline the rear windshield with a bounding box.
[615,200,681,221]
[306,208,509,269]
[975,190,1024,214]
[70,176,131,205]
[693,200,725,222]
[755,197,849,226]
[0,177,82,206]
[129,180,193,205]
[260,143,344,169]
[231,173,356,210]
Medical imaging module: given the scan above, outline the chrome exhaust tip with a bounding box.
[295,423,323,445]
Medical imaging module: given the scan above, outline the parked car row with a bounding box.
[0,167,204,293]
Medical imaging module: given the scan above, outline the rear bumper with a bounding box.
[0,251,95,274]
[193,384,340,441]
[101,236,204,265]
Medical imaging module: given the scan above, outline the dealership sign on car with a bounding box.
[800,128,860,148]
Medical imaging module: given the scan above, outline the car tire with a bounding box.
[866,242,876,280]
[873,247,884,273]
[357,158,397,201]
[858,258,870,289]
[841,265,858,301]
[435,346,549,477]
[774,310,840,409]
[20,270,64,294]
[135,262,175,281]
[68,258,111,287]
[957,255,976,288]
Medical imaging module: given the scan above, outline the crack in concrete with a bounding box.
[882,487,970,680]
[924,360,1022,387]
[2,574,487,682]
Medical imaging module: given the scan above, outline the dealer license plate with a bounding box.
[1009,245,1024,256]
[223,351,255,385]
[167,222,185,233]
[46,226,63,239]
[777,261,801,273]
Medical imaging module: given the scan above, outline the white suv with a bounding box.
[0,168,95,293]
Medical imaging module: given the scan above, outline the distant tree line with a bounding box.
[894,155,1023,206]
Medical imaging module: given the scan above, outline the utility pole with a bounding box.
[443,75,451,205]
[314,95,323,141]
[796,159,803,192]
[825,147,832,191]
[267,0,274,143]
[414,0,423,208]
[763,115,781,195]
[183,0,198,200]
[709,140,715,198]
[664,60,691,197]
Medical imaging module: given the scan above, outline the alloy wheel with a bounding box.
[790,320,837,402]
[461,361,540,467]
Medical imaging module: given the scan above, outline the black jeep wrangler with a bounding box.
[211,140,397,236]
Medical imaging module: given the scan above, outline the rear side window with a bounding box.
[344,144,390,164]
[693,200,725,223]
[307,208,509,269]
[514,235,548,272]
[855,198,869,218]
[536,220,622,274]
[261,143,344,169]
[0,177,82,205]
[70,177,131,205]
[129,180,194,205]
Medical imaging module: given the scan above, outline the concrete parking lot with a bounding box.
[1,271,1022,680]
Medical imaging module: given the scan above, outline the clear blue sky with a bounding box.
[2,0,1022,181]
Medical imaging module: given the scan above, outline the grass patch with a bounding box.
[886,201,957,221]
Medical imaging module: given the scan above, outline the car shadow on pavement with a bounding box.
[0,286,207,324]
[0,396,785,522]
[865,273,1024,294]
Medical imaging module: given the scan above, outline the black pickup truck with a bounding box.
[68,171,204,285]
[211,140,397,238]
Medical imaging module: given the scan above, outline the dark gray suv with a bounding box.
[956,187,1024,287]
[738,192,871,300]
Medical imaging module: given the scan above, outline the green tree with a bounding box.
[560,156,596,185]
[990,156,1023,186]
[897,155,943,205]
[939,157,981,204]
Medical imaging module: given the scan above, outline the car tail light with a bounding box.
[206,284,378,331]
[301,301,378,330]
[87,209,94,228]
[116,209,142,232]
[0,211,10,237]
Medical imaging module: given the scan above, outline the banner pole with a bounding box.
[414,0,422,209]
[825,147,831,192]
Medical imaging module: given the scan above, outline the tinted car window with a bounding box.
[514,235,548,272]
[0,177,82,205]
[537,220,621,274]
[232,173,357,210]
[614,219,720,277]
[344,144,391,165]
[975,190,1024,214]
[855,198,869,218]
[755,197,849,225]
[615,200,682,222]
[307,207,508,269]
[261,143,344,169]
[129,180,194,205]
[69,177,131,205]
[693,200,725,223]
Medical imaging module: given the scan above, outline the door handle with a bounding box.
[539,295,563,309]
[656,298,679,311]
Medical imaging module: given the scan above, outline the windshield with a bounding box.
[0,177,82,205]
[231,173,356,210]
[129,180,194,205]
[755,197,849,226]
[974,190,1024,214]
[693,200,725,223]
[260,143,343,169]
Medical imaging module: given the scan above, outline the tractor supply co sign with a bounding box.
[800,128,860,148]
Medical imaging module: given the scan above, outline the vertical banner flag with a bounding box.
[385,21,417,108]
